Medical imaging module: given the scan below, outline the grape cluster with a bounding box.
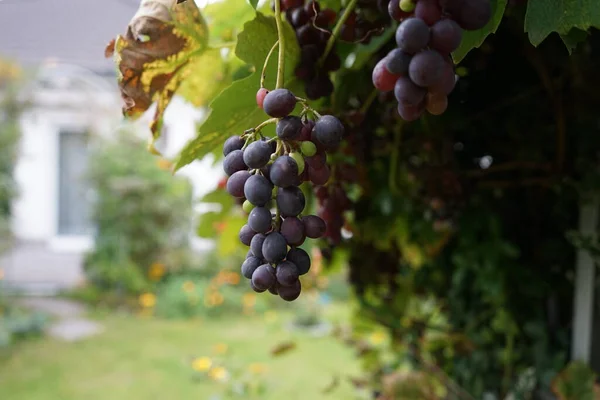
[372,0,492,120]
[223,87,345,301]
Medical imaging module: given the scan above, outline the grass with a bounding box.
[0,305,360,400]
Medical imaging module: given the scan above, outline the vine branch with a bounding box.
[319,0,359,65]
[273,0,285,88]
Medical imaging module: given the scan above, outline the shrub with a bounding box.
[83,129,194,295]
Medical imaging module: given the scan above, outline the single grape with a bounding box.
[395,18,430,53]
[276,116,303,140]
[304,0,320,17]
[414,0,442,25]
[397,101,425,121]
[323,52,341,72]
[251,264,276,291]
[302,215,326,239]
[399,0,415,12]
[276,261,300,286]
[385,49,412,76]
[250,280,267,293]
[242,199,254,213]
[372,57,400,92]
[256,88,269,109]
[262,88,297,118]
[291,7,309,27]
[394,76,427,105]
[314,115,344,148]
[278,279,301,301]
[270,156,299,188]
[305,151,327,170]
[426,92,448,115]
[300,141,317,157]
[281,217,306,246]
[408,50,445,87]
[244,174,274,207]
[429,60,456,95]
[250,233,266,259]
[241,256,261,279]
[226,170,251,198]
[295,63,315,80]
[223,136,244,156]
[298,120,315,141]
[277,186,306,217]
[456,0,492,31]
[248,206,273,234]
[305,73,334,100]
[243,140,272,169]
[239,224,256,246]
[296,24,321,46]
[388,0,411,21]
[286,248,311,275]
[289,152,305,174]
[262,232,288,263]
[308,163,331,186]
[430,19,462,53]
[223,149,247,176]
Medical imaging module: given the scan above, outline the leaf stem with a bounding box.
[274,0,286,88]
[318,0,359,65]
[261,40,279,88]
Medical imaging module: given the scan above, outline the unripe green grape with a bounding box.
[243,199,254,213]
[289,152,305,174]
[300,141,317,157]
[400,0,415,12]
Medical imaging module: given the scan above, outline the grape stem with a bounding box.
[261,40,279,88]
[273,0,285,89]
[244,118,278,137]
[318,0,358,66]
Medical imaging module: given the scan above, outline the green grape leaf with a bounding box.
[452,0,508,64]
[174,12,301,171]
[217,215,247,256]
[248,0,260,9]
[106,0,230,147]
[205,0,257,43]
[197,211,227,238]
[560,28,589,53]
[525,0,600,47]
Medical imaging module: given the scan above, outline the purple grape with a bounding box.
[414,0,442,25]
[262,88,297,118]
[291,7,309,27]
[241,256,261,279]
[244,174,273,206]
[286,247,311,275]
[280,217,306,246]
[372,57,400,92]
[278,279,301,301]
[430,60,456,95]
[251,264,276,291]
[270,156,299,188]
[248,207,273,234]
[226,170,250,198]
[276,261,300,286]
[302,215,326,239]
[397,101,425,121]
[250,280,267,293]
[276,116,303,140]
[296,24,321,46]
[455,0,491,31]
[408,50,445,87]
[385,49,412,76]
[430,19,462,53]
[276,186,306,217]
[262,232,288,263]
[305,73,334,100]
[394,76,427,105]
[305,151,326,170]
[250,233,266,259]
[223,149,247,176]
[395,18,430,53]
[223,136,244,156]
[243,140,272,169]
[308,163,331,186]
[239,224,256,246]
[314,115,344,148]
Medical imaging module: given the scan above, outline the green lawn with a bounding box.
[0,306,360,400]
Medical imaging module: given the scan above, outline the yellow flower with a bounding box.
[242,293,256,308]
[248,363,268,375]
[213,343,228,355]
[182,281,195,293]
[139,293,156,308]
[192,357,212,372]
[208,366,229,382]
[148,262,166,281]
[369,331,387,345]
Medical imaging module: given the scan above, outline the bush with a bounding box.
[83,129,194,295]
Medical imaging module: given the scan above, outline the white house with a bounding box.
[0,0,222,294]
